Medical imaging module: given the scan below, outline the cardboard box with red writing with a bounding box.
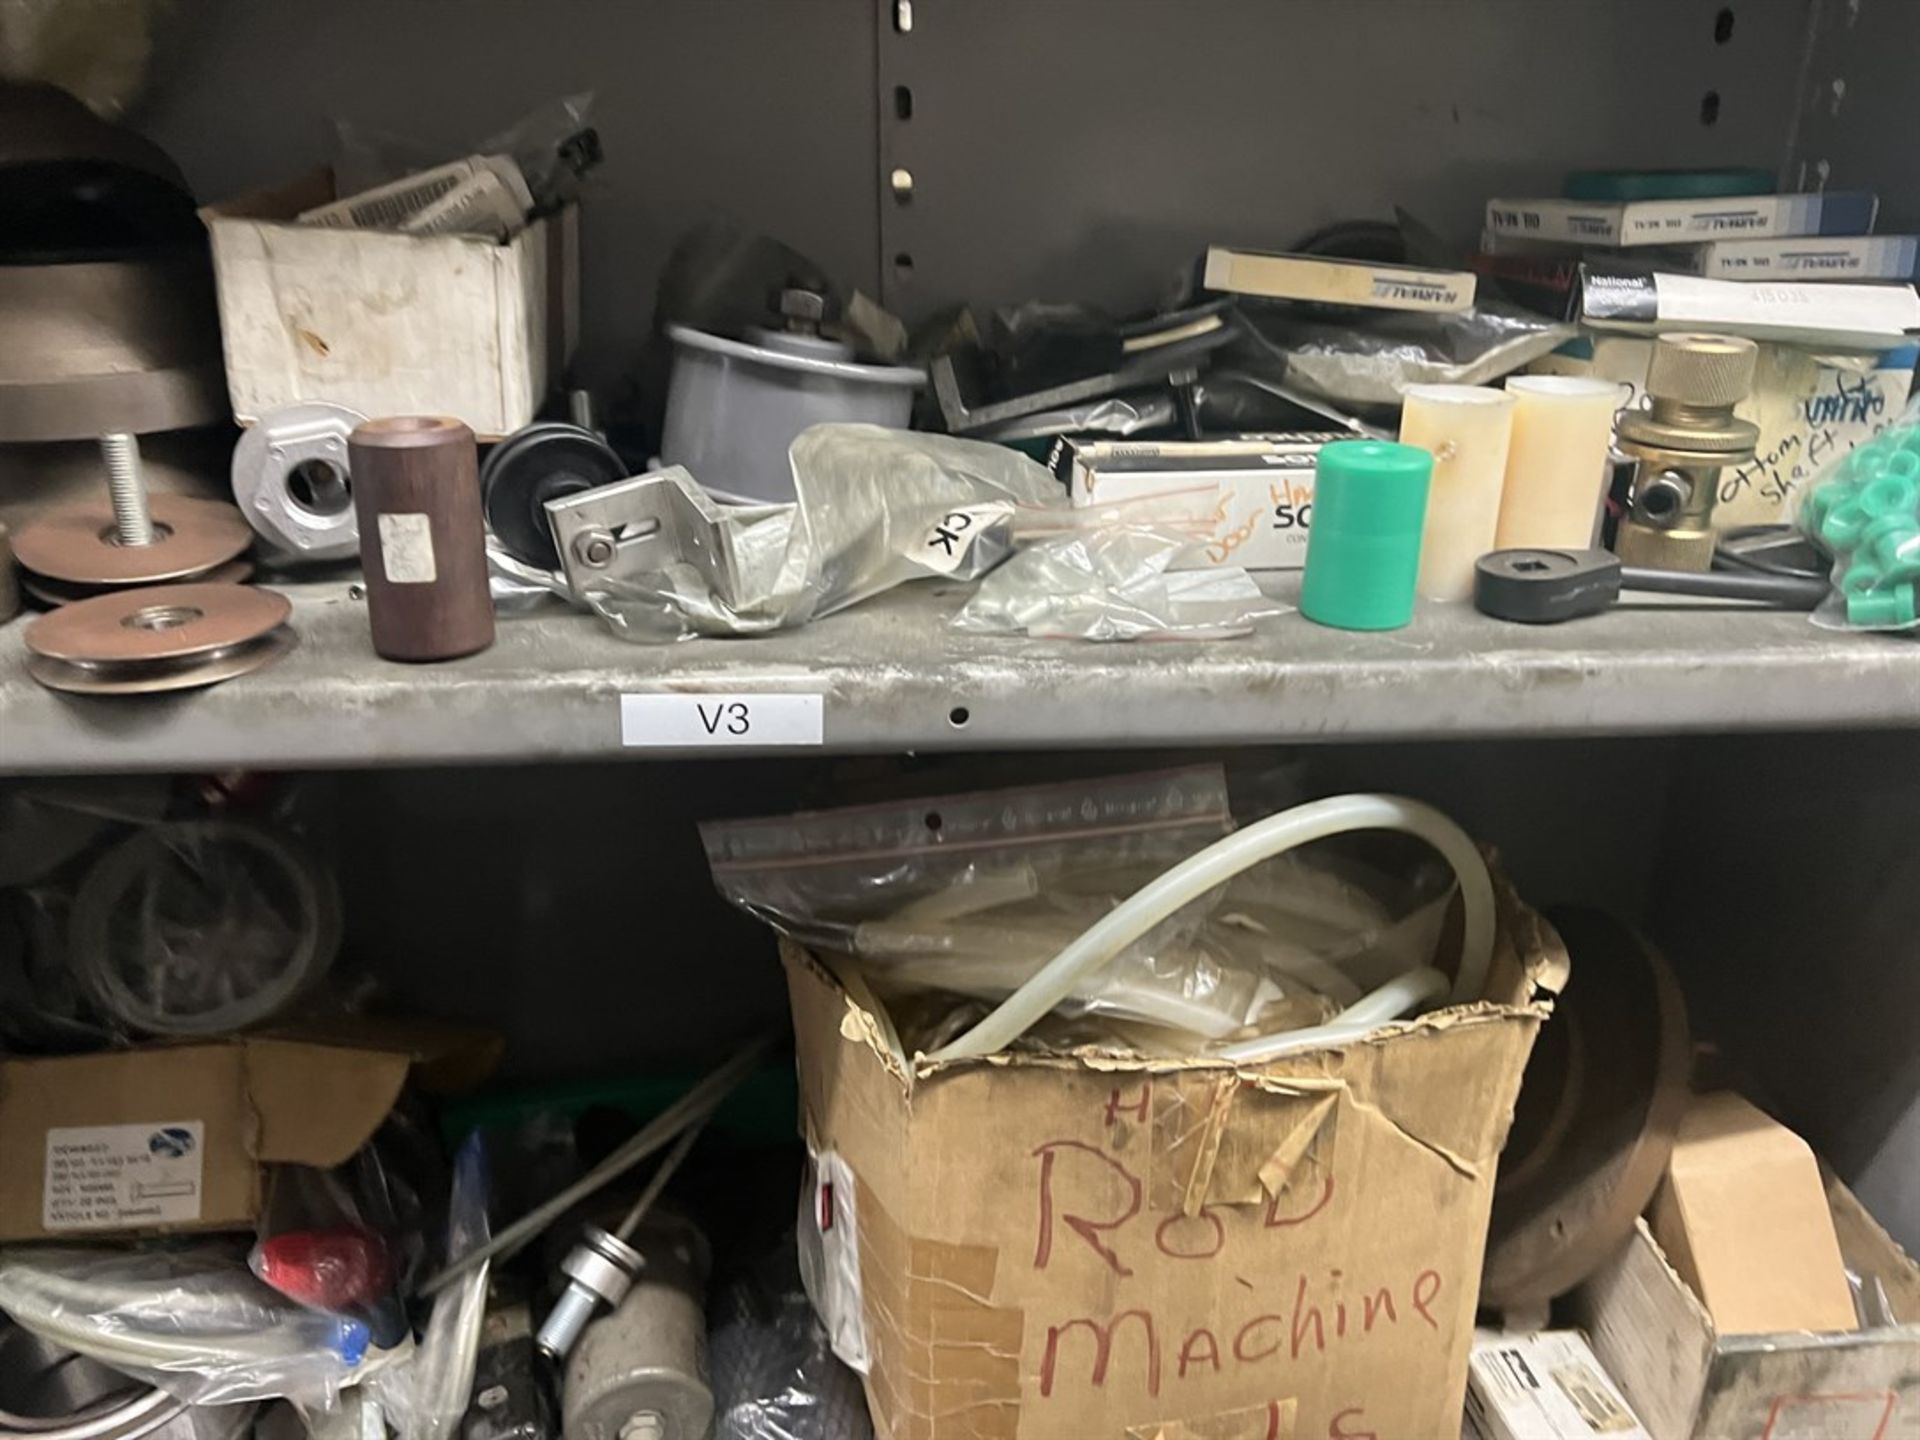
[783,885,1560,1440]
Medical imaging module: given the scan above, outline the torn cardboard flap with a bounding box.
[0,1024,498,1242]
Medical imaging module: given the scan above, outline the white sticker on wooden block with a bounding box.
[44,1121,205,1232]
[377,512,438,583]
[620,693,824,747]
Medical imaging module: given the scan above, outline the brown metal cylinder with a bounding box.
[349,416,494,662]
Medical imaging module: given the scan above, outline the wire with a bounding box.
[922,794,1495,1064]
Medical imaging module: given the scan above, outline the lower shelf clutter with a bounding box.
[0,763,1914,1439]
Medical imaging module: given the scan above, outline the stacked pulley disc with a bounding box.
[23,582,296,695]
[11,489,254,606]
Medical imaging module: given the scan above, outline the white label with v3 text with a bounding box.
[620,693,824,747]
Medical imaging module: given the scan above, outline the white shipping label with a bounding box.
[805,1147,871,1373]
[44,1121,205,1232]
[620,693,824,748]
[377,512,438,583]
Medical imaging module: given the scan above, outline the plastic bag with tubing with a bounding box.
[702,767,1271,1041]
[0,1243,395,1408]
[718,1229,873,1440]
[1229,296,1577,416]
[1800,392,1920,632]
[950,523,1285,640]
[702,765,1462,1055]
[367,1135,490,1440]
[580,424,1064,641]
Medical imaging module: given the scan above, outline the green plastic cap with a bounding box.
[1301,441,1433,631]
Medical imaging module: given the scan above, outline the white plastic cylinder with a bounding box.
[1495,376,1622,549]
[1400,385,1516,602]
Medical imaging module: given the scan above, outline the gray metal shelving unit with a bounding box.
[3,0,1916,1254]
[1,580,1917,773]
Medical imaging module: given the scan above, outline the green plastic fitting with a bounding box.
[1847,582,1917,629]
[1841,562,1883,597]
[1861,469,1920,518]
[1299,440,1433,631]
[1820,500,1869,550]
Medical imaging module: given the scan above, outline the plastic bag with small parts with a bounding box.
[1800,393,1920,630]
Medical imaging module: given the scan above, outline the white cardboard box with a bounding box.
[201,169,579,439]
[1466,1329,1652,1440]
[1061,434,1338,570]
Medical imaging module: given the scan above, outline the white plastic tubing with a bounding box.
[921,793,1495,1065]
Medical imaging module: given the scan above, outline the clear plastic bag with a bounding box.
[251,1161,407,1352]
[582,425,1063,641]
[0,1244,381,1408]
[714,1231,874,1440]
[704,768,1462,1055]
[66,820,342,1037]
[368,1135,491,1440]
[1800,394,1920,631]
[331,94,597,213]
[951,523,1285,640]
[702,767,1274,1038]
[1229,296,1577,415]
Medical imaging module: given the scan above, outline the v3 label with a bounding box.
[620,693,824,747]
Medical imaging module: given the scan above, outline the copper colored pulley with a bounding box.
[13,492,251,589]
[20,557,253,609]
[1481,906,1692,1310]
[24,583,295,695]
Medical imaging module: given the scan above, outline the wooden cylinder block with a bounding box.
[349,416,494,662]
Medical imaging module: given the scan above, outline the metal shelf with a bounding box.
[0,577,1916,774]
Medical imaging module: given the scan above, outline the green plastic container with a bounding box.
[1300,441,1433,631]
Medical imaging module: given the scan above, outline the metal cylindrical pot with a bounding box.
[660,324,922,503]
[563,1218,712,1440]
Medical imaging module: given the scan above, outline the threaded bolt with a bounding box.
[99,433,155,547]
[618,1413,665,1440]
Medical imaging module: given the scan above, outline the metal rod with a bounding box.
[98,434,154,547]
[615,1115,707,1241]
[1621,565,1829,608]
[418,1036,770,1297]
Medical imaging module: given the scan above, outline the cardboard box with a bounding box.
[1648,1093,1857,1337]
[1574,1178,1920,1440]
[201,169,580,438]
[783,885,1558,1440]
[0,1022,500,1242]
[1061,435,1341,570]
[1529,337,1918,529]
[1466,1329,1651,1440]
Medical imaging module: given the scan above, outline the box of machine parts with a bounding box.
[0,1020,499,1242]
[201,169,579,437]
[780,886,1559,1440]
[1059,434,1343,569]
[1466,1330,1651,1440]
[1573,1176,1920,1440]
[1530,337,1918,528]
